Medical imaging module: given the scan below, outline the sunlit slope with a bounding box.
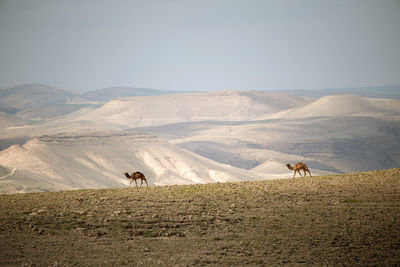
[0,131,263,194]
[77,90,310,128]
[150,115,400,174]
[1,91,399,183]
[268,94,400,119]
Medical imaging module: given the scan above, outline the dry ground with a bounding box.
[0,169,399,266]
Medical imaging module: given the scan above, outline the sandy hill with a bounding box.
[77,90,311,128]
[139,113,400,174]
[269,94,400,119]
[0,131,263,194]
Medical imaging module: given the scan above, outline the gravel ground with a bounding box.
[0,169,399,266]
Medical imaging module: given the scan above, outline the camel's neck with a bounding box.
[287,164,294,170]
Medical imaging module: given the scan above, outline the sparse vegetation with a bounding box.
[0,169,399,266]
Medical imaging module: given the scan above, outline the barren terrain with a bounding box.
[1,169,399,266]
[1,87,400,192]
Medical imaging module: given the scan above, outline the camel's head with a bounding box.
[123,172,130,179]
[286,164,292,170]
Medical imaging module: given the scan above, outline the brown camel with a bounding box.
[123,171,148,187]
[286,162,312,178]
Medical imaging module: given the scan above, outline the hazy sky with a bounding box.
[0,0,399,91]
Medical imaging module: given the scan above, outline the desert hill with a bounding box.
[0,86,399,194]
[0,112,26,129]
[13,103,102,121]
[269,94,400,119]
[0,131,263,194]
[0,84,74,110]
[0,84,187,110]
[1,90,311,136]
[0,84,188,121]
[0,84,99,121]
[134,112,400,174]
[76,90,311,128]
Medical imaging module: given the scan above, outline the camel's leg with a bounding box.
[129,180,133,187]
[140,179,143,187]
[297,170,302,178]
[307,170,312,177]
[293,170,297,178]
[135,179,138,187]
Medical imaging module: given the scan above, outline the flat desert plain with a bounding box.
[0,169,399,266]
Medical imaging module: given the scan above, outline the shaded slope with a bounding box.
[74,86,189,102]
[0,84,75,110]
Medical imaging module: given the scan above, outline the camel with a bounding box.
[123,171,148,187]
[286,162,312,178]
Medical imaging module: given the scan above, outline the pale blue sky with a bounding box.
[0,0,399,91]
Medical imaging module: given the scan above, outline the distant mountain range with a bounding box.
[74,86,192,102]
[279,85,400,100]
[0,84,190,120]
[1,83,399,121]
